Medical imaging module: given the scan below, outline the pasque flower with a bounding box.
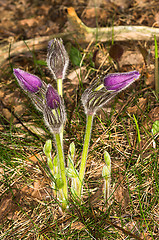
[43,84,66,134]
[78,70,140,199]
[13,68,47,112]
[13,68,42,93]
[13,37,141,208]
[47,38,69,81]
[43,84,68,209]
[82,70,140,115]
[46,84,61,109]
[104,70,140,91]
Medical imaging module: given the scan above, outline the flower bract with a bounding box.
[13,68,42,93]
[43,84,66,133]
[82,71,140,115]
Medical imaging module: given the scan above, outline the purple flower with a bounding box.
[104,71,140,92]
[47,38,69,80]
[44,84,66,133]
[46,84,60,109]
[13,68,42,93]
[82,70,140,115]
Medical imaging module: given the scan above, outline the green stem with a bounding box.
[104,178,110,203]
[57,78,63,97]
[55,133,68,209]
[78,114,94,198]
[57,78,63,141]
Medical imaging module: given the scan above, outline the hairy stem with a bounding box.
[55,132,68,209]
[78,114,93,199]
[57,78,63,97]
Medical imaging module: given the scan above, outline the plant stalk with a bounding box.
[78,114,94,198]
[57,78,64,141]
[55,132,68,209]
[57,78,63,97]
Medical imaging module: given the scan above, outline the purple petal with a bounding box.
[46,84,60,109]
[104,71,140,91]
[13,68,42,93]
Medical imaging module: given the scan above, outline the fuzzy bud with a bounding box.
[43,84,66,133]
[81,71,140,116]
[47,38,69,80]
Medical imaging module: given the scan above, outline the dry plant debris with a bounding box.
[0,0,159,239]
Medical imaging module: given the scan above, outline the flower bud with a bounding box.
[104,151,111,170]
[13,68,47,112]
[81,71,140,116]
[43,139,52,157]
[81,78,113,115]
[53,155,58,168]
[55,174,64,189]
[47,38,69,80]
[102,165,110,179]
[13,68,42,93]
[43,84,66,133]
[104,71,140,92]
[46,84,60,109]
[47,157,54,171]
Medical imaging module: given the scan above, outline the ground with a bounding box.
[0,0,158,239]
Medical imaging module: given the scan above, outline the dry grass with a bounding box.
[0,41,158,240]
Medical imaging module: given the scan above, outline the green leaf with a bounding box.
[55,176,64,189]
[104,151,111,168]
[69,142,75,161]
[152,120,159,135]
[43,139,52,157]
[69,46,82,66]
[47,157,53,171]
[36,60,47,66]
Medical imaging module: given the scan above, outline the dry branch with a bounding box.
[0,32,74,66]
[1,7,159,65]
[67,7,159,42]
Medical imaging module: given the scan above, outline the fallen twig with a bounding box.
[67,7,159,42]
[0,32,74,66]
[1,7,159,65]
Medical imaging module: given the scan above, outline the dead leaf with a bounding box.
[87,0,109,7]
[81,8,109,27]
[19,18,39,27]
[0,189,21,223]
[19,15,45,27]
[154,12,159,27]
[138,45,150,65]
[71,221,85,230]
[93,47,109,68]
[26,153,44,164]
[25,122,47,136]
[109,44,124,61]
[21,179,51,201]
[142,107,159,132]
[110,0,132,10]
[0,167,4,180]
[135,0,149,8]
[113,173,130,208]
[145,73,155,87]
[127,97,147,115]
[148,107,159,122]
[31,180,43,199]
[119,50,144,66]
[67,66,87,85]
